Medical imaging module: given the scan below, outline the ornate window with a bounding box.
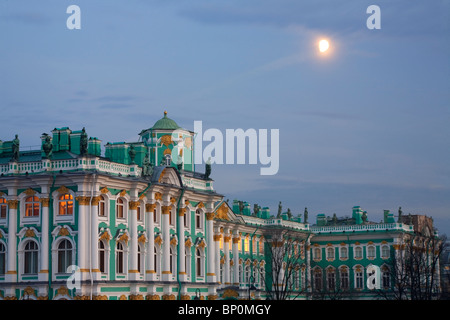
[25,196,40,217]
[116,198,125,219]
[367,245,376,259]
[195,209,202,229]
[99,240,107,273]
[381,245,390,259]
[355,266,364,289]
[58,194,73,216]
[382,266,390,289]
[24,241,39,274]
[0,242,6,274]
[313,247,321,261]
[340,247,348,260]
[57,239,73,273]
[326,247,335,261]
[313,268,323,292]
[116,242,125,274]
[327,268,336,291]
[98,196,106,217]
[340,267,349,290]
[354,246,363,259]
[0,198,7,219]
[196,248,204,277]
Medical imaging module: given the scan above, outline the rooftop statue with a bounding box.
[11,134,19,162]
[80,127,88,156]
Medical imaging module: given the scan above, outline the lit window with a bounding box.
[0,198,7,219]
[244,237,250,253]
[25,196,40,217]
[58,194,73,216]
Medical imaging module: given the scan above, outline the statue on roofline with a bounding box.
[11,134,20,162]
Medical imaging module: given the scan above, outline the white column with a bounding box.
[232,231,240,286]
[214,230,221,284]
[39,197,50,281]
[223,231,231,286]
[90,196,101,280]
[161,204,171,281]
[206,211,216,283]
[6,198,18,282]
[76,196,89,281]
[178,206,187,281]
[146,203,156,280]
[128,200,139,280]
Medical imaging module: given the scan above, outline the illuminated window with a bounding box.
[0,198,7,219]
[25,196,40,217]
[58,194,73,216]
[244,237,250,253]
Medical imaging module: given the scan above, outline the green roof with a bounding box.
[150,111,181,130]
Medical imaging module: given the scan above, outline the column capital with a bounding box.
[146,203,156,212]
[205,212,215,220]
[6,200,18,209]
[178,207,186,216]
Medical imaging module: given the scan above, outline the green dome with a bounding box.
[151,111,181,130]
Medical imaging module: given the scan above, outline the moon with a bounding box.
[319,39,329,53]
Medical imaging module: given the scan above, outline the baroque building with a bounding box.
[0,112,442,300]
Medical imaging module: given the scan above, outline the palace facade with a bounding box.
[0,112,442,300]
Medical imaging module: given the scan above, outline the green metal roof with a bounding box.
[150,111,181,130]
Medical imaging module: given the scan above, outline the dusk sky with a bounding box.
[1,1,449,235]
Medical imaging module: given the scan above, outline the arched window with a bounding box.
[58,194,73,216]
[326,247,335,260]
[340,247,348,260]
[0,243,6,274]
[0,198,7,219]
[196,248,202,277]
[314,269,322,292]
[340,267,349,290]
[154,246,160,276]
[382,266,390,289]
[99,241,106,273]
[245,264,251,284]
[98,196,106,217]
[244,237,250,253]
[314,247,321,260]
[381,245,390,259]
[25,196,40,217]
[327,268,336,291]
[138,244,143,273]
[355,266,364,289]
[116,242,125,274]
[24,241,39,274]
[116,198,125,219]
[367,246,376,259]
[195,210,202,229]
[57,239,72,273]
[354,246,363,259]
